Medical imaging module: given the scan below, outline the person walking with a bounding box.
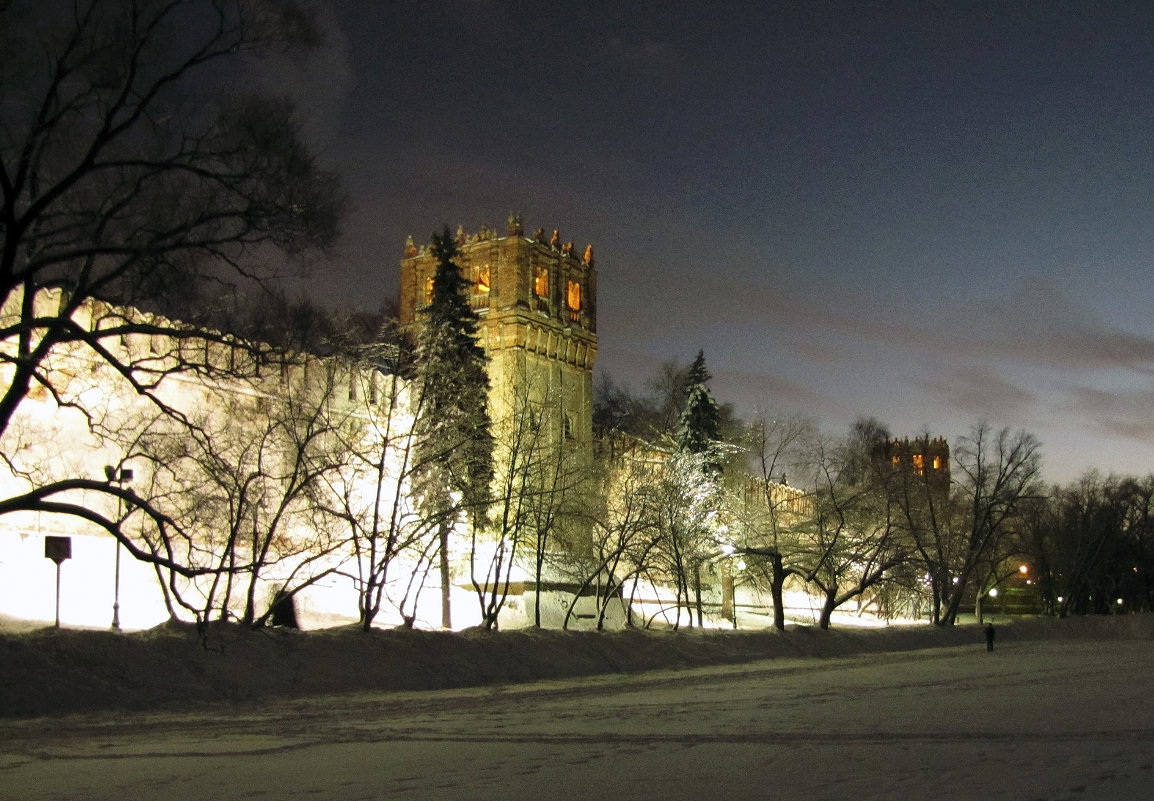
[984,620,996,652]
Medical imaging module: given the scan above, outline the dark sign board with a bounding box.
[44,536,71,564]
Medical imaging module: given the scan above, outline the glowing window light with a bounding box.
[566,280,581,310]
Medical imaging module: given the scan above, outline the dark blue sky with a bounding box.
[281,2,1154,483]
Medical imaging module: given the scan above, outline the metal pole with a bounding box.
[54,561,62,629]
[111,532,121,630]
[106,466,132,630]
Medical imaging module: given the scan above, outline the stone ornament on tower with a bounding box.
[583,244,594,266]
[507,212,523,236]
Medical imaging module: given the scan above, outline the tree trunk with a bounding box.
[769,553,787,631]
[720,564,734,623]
[693,561,704,627]
[439,521,452,630]
[818,589,836,630]
[534,550,545,628]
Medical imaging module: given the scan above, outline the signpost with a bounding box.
[44,536,71,628]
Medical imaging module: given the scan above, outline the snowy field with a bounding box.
[3,637,1152,800]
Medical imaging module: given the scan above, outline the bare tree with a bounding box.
[644,450,724,629]
[475,363,591,629]
[796,435,909,629]
[322,345,429,630]
[935,424,1043,624]
[1027,473,1143,617]
[0,0,341,561]
[727,414,815,630]
[1114,476,1154,613]
[889,441,961,624]
[562,448,663,630]
[133,355,352,627]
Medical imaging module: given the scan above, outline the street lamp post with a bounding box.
[105,465,133,630]
[733,558,745,629]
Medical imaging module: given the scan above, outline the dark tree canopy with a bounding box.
[0,0,344,418]
[0,0,345,540]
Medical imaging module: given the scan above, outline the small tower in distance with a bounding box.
[874,436,951,494]
[399,214,598,455]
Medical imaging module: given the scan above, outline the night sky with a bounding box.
[278,2,1154,484]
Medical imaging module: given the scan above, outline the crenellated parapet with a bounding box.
[874,435,951,490]
[399,218,597,336]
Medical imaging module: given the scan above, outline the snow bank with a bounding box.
[3,615,1151,718]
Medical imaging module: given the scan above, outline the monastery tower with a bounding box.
[399,214,597,456]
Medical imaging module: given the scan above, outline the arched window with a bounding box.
[567,280,581,322]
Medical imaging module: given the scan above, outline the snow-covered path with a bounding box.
[3,640,1153,800]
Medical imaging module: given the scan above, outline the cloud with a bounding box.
[1062,381,1154,442]
[976,280,1154,372]
[710,367,831,417]
[781,276,1154,378]
[922,365,1039,420]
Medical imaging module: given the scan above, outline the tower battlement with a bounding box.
[400,215,596,336]
[873,436,951,491]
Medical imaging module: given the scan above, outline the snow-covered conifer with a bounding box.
[676,350,722,464]
[412,227,494,626]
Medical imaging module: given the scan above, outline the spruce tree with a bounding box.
[412,226,494,628]
[676,350,722,459]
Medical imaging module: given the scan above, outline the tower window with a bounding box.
[912,453,925,475]
[472,264,491,310]
[534,266,549,297]
[424,276,434,304]
[933,455,942,470]
[567,280,581,322]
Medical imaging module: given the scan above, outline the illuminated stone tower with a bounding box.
[875,436,951,494]
[399,214,597,456]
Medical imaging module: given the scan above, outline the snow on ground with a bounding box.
[1,616,1153,800]
[3,613,1137,718]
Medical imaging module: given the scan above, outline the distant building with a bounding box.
[874,436,951,493]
